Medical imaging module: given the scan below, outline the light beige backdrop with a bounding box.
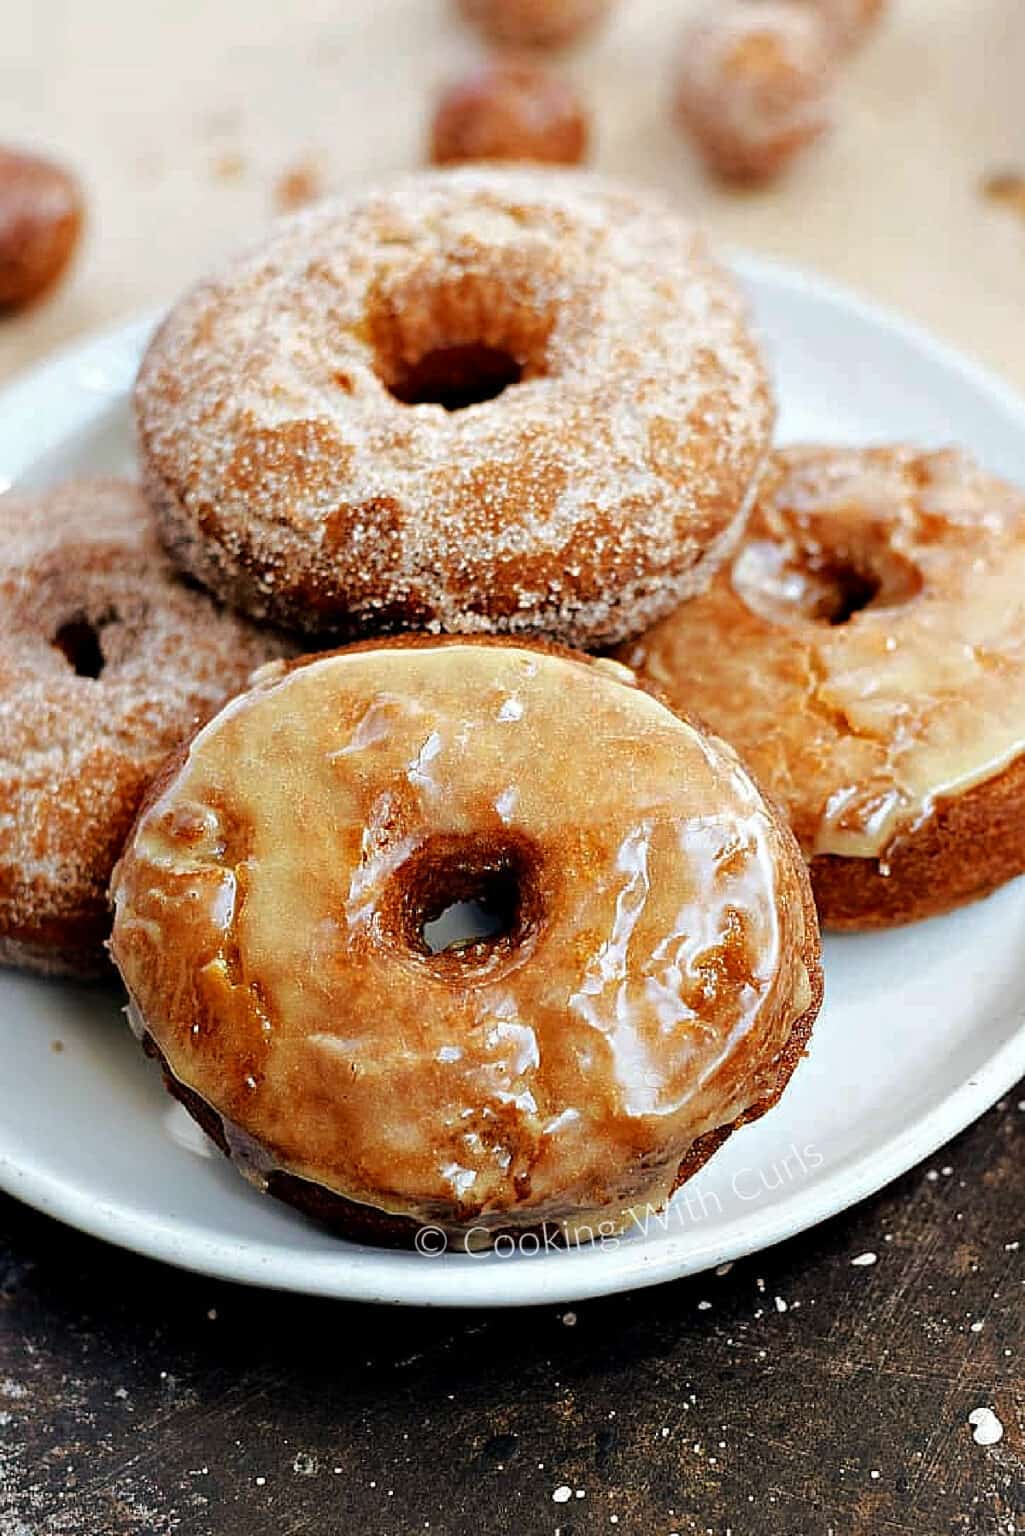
[2,0,1024,389]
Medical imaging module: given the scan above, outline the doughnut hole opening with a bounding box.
[384,832,545,976]
[52,614,112,678]
[732,538,923,627]
[387,344,523,411]
[369,271,554,412]
[813,562,884,625]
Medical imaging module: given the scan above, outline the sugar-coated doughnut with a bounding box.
[135,167,773,648]
[110,638,822,1248]
[430,58,589,167]
[0,480,292,978]
[622,446,1025,930]
[0,146,83,310]
[456,0,615,48]
[675,2,833,185]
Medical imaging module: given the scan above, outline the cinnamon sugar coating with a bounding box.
[430,58,589,167]
[0,147,83,310]
[135,167,774,648]
[676,2,833,185]
[622,446,1025,928]
[0,479,292,977]
[456,0,615,48]
[110,639,821,1246]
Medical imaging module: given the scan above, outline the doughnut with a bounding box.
[0,147,83,310]
[109,638,822,1248]
[0,479,292,978]
[135,167,774,648]
[456,0,615,48]
[430,58,589,167]
[621,445,1025,930]
[675,2,834,185]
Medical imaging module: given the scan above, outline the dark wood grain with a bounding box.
[0,1088,1022,1536]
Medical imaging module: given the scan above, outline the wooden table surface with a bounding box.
[1,2,1023,1532]
[1,1097,1022,1535]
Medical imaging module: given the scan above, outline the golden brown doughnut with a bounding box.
[110,638,822,1248]
[622,445,1025,930]
[456,0,615,48]
[675,1,834,185]
[135,167,774,648]
[0,147,83,310]
[0,479,292,978]
[430,58,589,167]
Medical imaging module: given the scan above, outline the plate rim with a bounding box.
[2,253,1024,1308]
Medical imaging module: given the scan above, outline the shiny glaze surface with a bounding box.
[110,641,815,1239]
[625,446,1025,862]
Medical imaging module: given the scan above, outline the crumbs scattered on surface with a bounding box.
[968,1407,1004,1446]
[275,158,324,212]
[212,152,246,182]
[982,170,1025,218]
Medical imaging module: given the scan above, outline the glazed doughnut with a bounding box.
[135,167,774,649]
[675,2,833,185]
[430,58,589,167]
[110,638,822,1248]
[0,147,83,310]
[456,0,615,48]
[622,446,1025,930]
[0,479,291,978]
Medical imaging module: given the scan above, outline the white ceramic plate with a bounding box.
[2,257,1025,1308]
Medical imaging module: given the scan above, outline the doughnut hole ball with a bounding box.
[0,147,83,310]
[456,0,616,49]
[430,58,589,167]
[675,1,834,186]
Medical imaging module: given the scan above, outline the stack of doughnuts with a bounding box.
[117,166,821,1248]
[10,159,1023,1249]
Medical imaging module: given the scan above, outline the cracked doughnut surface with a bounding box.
[135,166,773,648]
[0,479,292,977]
[110,638,821,1247]
[622,445,1025,929]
